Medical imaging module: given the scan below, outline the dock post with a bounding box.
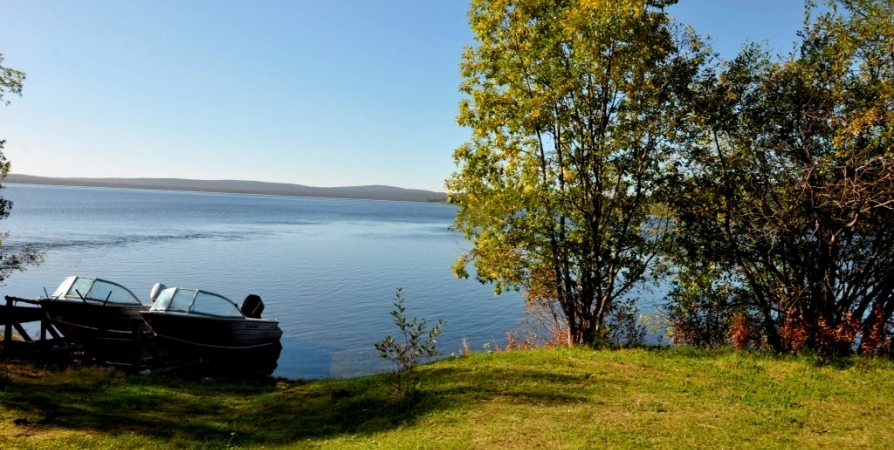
[41,318,47,343]
[133,322,142,372]
[4,296,11,345]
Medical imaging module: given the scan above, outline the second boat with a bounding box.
[139,284,282,353]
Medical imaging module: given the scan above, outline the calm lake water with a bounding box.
[0,183,523,378]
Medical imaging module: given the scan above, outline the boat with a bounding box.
[139,284,282,353]
[38,276,148,342]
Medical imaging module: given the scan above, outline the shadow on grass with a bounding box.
[0,358,588,446]
[420,365,590,406]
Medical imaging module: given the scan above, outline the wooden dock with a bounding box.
[1,295,146,371]
[1,295,61,344]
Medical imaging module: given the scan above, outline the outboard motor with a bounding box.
[241,294,265,319]
[149,283,167,303]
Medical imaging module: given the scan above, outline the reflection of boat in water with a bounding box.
[140,284,283,353]
[38,276,147,342]
[201,341,282,378]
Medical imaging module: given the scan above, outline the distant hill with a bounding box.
[3,174,448,203]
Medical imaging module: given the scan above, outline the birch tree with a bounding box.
[448,0,705,345]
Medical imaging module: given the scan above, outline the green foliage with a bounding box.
[0,52,43,284]
[665,0,894,355]
[0,53,25,107]
[448,0,708,345]
[374,288,444,397]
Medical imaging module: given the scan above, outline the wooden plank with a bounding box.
[133,322,142,372]
[4,296,40,306]
[13,323,32,342]
[0,303,46,324]
[4,297,11,344]
[45,322,62,339]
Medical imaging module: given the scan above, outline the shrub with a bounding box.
[374,288,444,397]
[605,299,647,349]
[664,266,743,348]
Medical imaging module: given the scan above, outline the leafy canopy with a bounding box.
[0,53,43,283]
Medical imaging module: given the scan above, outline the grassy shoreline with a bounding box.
[1,347,893,449]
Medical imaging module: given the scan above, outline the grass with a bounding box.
[1,347,893,449]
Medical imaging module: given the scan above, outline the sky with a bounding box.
[0,0,808,192]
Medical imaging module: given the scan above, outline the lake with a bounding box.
[0,183,523,378]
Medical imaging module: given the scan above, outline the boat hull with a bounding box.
[140,311,283,353]
[38,299,147,342]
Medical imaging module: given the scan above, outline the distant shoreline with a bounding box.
[3,174,448,203]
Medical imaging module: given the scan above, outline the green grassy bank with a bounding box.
[1,347,892,449]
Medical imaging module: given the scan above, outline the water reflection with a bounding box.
[197,343,284,378]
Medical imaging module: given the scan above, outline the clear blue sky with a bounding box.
[1,0,806,192]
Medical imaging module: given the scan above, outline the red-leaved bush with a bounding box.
[729,314,752,350]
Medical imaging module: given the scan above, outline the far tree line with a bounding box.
[449,0,894,356]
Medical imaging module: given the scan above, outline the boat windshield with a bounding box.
[51,276,76,298]
[51,276,142,305]
[150,287,243,318]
